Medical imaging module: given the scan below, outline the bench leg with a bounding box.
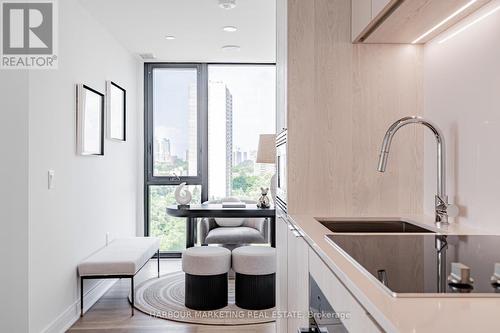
[80,277,84,317]
[157,249,160,278]
[131,277,134,316]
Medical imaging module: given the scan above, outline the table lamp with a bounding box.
[256,134,277,202]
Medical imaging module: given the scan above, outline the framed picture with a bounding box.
[76,84,104,156]
[106,81,126,141]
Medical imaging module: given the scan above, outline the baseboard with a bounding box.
[41,278,118,333]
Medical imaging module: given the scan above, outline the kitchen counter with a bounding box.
[288,214,500,332]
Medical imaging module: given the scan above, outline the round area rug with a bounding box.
[132,271,276,325]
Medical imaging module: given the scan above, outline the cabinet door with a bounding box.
[287,226,309,333]
[276,214,289,333]
[309,249,383,332]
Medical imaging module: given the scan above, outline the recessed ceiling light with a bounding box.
[221,45,240,51]
[165,35,176,40]
[222,26,238,32]
[219,0,236,10]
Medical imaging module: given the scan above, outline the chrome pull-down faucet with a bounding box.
[377,116,458,224]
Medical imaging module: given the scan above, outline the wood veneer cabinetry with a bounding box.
[353,0,492,43]
[352,0,392,42]
[287,0,423,217]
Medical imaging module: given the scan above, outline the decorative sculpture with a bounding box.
[257,187,271,208]
[174,182,192,207]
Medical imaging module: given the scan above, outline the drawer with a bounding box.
[309,248,383,332]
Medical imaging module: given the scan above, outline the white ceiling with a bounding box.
[79,0,276,63]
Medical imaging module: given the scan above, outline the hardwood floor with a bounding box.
[69,259,275,332]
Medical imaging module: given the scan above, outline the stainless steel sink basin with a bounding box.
[316,219,435,233]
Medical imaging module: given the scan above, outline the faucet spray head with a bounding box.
[377,152,388,172]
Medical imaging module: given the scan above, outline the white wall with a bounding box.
[0,72,30,333]
[27,0,140,331]
[424,0,500,232]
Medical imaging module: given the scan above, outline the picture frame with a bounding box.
[76,84,105,156]
[106,81,126,141]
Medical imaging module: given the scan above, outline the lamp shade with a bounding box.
[256,134,276,164]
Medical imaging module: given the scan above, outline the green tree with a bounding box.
[149,156,273,252]
[150,185,201,251]
[233,175,258,192]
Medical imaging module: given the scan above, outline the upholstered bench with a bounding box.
[232,246,276,310]
[182,246,231,310]
[78,237,160,316]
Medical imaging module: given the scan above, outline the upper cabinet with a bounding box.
[352,0,390,41]
[352,0,492,44]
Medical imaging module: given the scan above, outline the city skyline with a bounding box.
[208,81,233,199]
[153,65,275,159]
[152,65,276,200]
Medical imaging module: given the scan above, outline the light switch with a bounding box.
[48,170,55,189]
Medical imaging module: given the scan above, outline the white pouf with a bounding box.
[232,246,276,310]
[182,246,231,276]
[182,246,232,310]
[232,246,276,275]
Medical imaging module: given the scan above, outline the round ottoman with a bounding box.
[182,246,231,310]
[232,246,276,310]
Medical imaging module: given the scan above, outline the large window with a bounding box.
[145,63,275,255]
[208,65,276,200]
[152,68,199,177]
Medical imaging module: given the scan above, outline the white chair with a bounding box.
[198,197,269,247]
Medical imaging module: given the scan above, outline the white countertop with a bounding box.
[288,214,500,333]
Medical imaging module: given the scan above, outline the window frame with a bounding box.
[144,63,208,257]
[144,63,207,185]
[144,62,275,257]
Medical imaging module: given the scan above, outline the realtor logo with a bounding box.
[1,0,58,69]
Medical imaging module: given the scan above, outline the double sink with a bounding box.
[317,219,434,233]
